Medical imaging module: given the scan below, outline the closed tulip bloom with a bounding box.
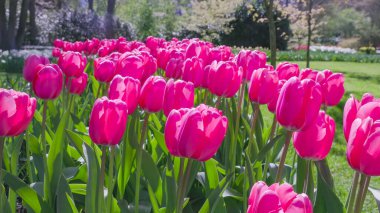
[236,50,267,81]
[58,51,87,77]
[66,72,88,95]
[163,79,195,116]
[139,76,166,112]
[23,55,50,82]
[207,61,243,98]
[185,41,210,63]
[182,57,204,88]
[293,111,335,160]
[299,68,318,80]
[316,70,345,106]
[116,52,145,80]
[89,97,128,145]
[140,51,157,83]
[157,48,170,69]
[276,62,300,80]
[0,89,37,136]
[33,64,63,100]
[109,75,141,115]
[276,77,322,131]
[165,50,185,79]
[267,80,286,113]
[52,48,62,58]
[248,68,279,104]
[94,58,117,83]
[164,104,228,161]
[247,181,313,213]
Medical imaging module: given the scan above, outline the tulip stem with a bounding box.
[247,103,260,162]
[303,160,311,193]
[0,137,4,205]
[106,146,116,213]
[353,173,370,213]
[215,96,222,108]
[347,171,360,213]
[177,159,194,213]
[96,83,103,98]
[263,115,277,180]
[203,89,208,104]
[135,114,150,213]
[41,101,51,205]
[176,158,185,213]
[357,175,371,213]
[275,130,293,182]
[98,146,107,213]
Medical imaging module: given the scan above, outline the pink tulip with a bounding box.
[267,80,286,113]
[276,77,322,131]
[94,58,117,83]
[208,45,233,64]
[182,57,204,88]
[53,39,64,48]
[33,64,63,100]
[52,48,62,58]
[23,55,50,82]
[0,89,37,136]
[185,41,210,63]
[66,72,88,95]
[164,104,228,161]
[276,62,300,80]
[116,52,145,80]
[247,181,313,213]
[293,111,335,160]
[163,79,195,116]
[165,50,185,79]
[157,48,171,69]
[299,68,318,80]
[89,97,128,146]
[316,70,345,106]
[139,51,157,83]
[248,68,279,104]
[236,50,267,81]
[207,61,243,98]
[139,76,166,112]
[108,75,141,115]
[58,51,87,77]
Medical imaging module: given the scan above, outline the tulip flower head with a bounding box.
[66,72,88,95]
[23,55,50,82]
[235,50,267,81]
[139,76,166,113]
[276,62,300,80]
[58,51,87,77]
[163,79,195,116]
[267,80,286,113]
[94,58,117,83]
[109,75,141,115]
[247,181,313,213]
[33,64,64,100]
[0,89,37,136]
[248,68,279,104]
[165,104,228,161]
[182,57,205,88]
[89,97,128,146]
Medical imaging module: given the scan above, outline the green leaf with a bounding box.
[2,170,52,212]
[198,174,232,213]
[65,193,79,213]
[252,134,283,164]
[315,159,335,189]
[141,150,163,204]
[149,125,168,154]
[83,143,100,213]
[204,159,219,191]
[117,137,135,199]
[57,174,77,213]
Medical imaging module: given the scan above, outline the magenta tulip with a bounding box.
[23,55,50,82]
[94,58,117,83]
[185,41,210,63]
[139,76,166,112]
[182,57,204,88]
[33,64,63,100]
[165,50,185,79]
[116,52,145,80]
[247,181,313,213]
[316,70,345,106]
[236,50,267,81]
[163,79,194,116]
[108,75,141,115]
[267,80,286,113]
[276,62,300,80]
[66,72,88,95]
[299,68,318,80]
[89,97,128,145]
[293,111,335,160]
[276,77,322,131]
[207,61,243,98]
[0,89,37,136]
[164,104,228,161]
[248,68,279,104]
[58,51,87,77]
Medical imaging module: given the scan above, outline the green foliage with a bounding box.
[136,1,157,40]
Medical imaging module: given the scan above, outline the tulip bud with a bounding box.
[66,72,88,95]
[182,57,204,88]
[317,70,345,106]
[235,50,267,81]
[293,111,335,160]
[116,52,144,80]
[276,62,300,80]
[109,75,141,115]
[267,80,286,113]
[94,58,117,83]
[33,64,63,100]
[139,76,166,112]
[276,77,322,131]
[58,51,87,77]
[23,55,50,82]
[163,79,195,116]
[185,41,210,63]
[89,97,128,145]
[52,48,62,58]
[207,61,243,98]
[164,104,228,161]
[0,89,37,136]
[248,68,279,104]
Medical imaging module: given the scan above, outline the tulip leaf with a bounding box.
[315,159,335,189]
[198,174,232,213]
[368,187,380,212]
[83,142,100,213]
[204,159,219,191]
[149,125,168,154]
[57,174,77,213]
[141,149,163,204]
[2,169,52,212]
[117,137,135,199]
[252,134,283,164]
[0,185,12,213]
[163,157,176,213]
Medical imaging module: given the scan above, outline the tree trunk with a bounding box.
[8,0,19,49]
[29,0,38,45]
[16,0,30,48]
[105,0,116,38]
[266,0,277,68]
[0,0,7,49]
[57,0,63,9]
[88,0,94,11]
[306,0,313,68]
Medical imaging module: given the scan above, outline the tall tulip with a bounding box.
[33,64,63,100]
[276,62,300,80]
[58,51,87,77]
[94,58,117,83]
[66,72,88,95]
[248,68,279,104]
[182,57,204,88]
[108,75,141,115]
[23,55,50,82]
[139,76,166,112]
[163,79,194,116]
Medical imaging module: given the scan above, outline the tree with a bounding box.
[265,0,277,67]
[136,0,156,39]
[105,0,116,38]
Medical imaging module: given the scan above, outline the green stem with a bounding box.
[135,114,150,213]
[263,115,277,180]
[26,129,34,183]
[176,158,185,213]
[96,83,102,99]
[275,130,293,182]
[203,89,208,104]
[98,146,107,213]
[358,175,371,213]
[107,146,116,213]
[177,159,193,213]
[303,160,311,193]
[0,137,4,206]
[353,173,367,213]
[347,171,360,213]
[248,103,260,159]
[215,96,222,109]
[41,101,51,205]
